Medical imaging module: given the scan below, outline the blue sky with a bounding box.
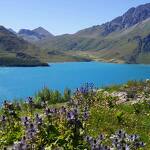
[0,0,149,35]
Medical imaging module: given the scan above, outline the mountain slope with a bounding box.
[75,3,150,37]
[0,26,48,66]
[18,27,54,43]
[33,27,53,38]
[8,28,16,34]
[36,3,150,64]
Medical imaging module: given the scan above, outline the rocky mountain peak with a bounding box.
[102,3,150,35]
[33,27,54,37]
[18,27,54,42]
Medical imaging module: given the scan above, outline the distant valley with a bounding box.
[0,3,150,66]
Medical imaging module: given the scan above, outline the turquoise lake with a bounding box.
[0,62,150,101]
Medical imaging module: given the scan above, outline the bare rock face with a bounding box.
[126,34,150,64]
[142,34,150,52]
[133,34,150,53]
[102,3,150,35]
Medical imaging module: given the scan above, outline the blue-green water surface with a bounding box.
[0,62,150,101]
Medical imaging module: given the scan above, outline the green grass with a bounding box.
[1,81,150,149]
[88,103,150,148]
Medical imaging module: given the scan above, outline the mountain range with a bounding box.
[35,3,150,64]
[18,27,54,43]
[0,2,150,66]
[0,26,48,66]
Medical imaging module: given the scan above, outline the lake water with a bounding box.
[0,62,150,102]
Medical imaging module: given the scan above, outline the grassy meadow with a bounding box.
[0,80,150,149]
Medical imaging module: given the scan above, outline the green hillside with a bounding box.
[0,26,49,66]
[34,3,150,64]
[36,18,150,64]
[1,3,150,65]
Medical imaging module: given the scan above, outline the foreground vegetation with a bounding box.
[0,80,150,149]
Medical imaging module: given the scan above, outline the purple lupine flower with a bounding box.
[67,111,74,120]
[85,135,93,145]
[83,106,89,112]
[22,116,29,128]
[76,119,83,128]
[45,107,57,116]
[139,141,145,147]
[98,134,105,141]
[129,134,139,141]
[79,87,84,93]
[54,108,57,114]
[104,145,110,150]
[91,144,97,150]
[24,116,29,122]
[45,107,50,116]
[116,129,126,139]
[50,108,56,114]
[83,111,89,120]
[27,131,35,140]
[35,114,42,125]
[78,83,94,94]
[35,113,39,120]
[112,138,119,146]
[76,88,79,93]
[9,110,15,116]
[134,141,145,149]
[29,123,36,132]
[1,115,6,128]
[1,115,6,122]
[72,108,78,117]
[25,123,37,141]
[13,136,28,150]
[27,97,33,106]
[125,144,130,150]
[87,137,104,150]
[3,100,8,108]
[60,106,67,113]
[89,83,94,89]
[21,136,26,145]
